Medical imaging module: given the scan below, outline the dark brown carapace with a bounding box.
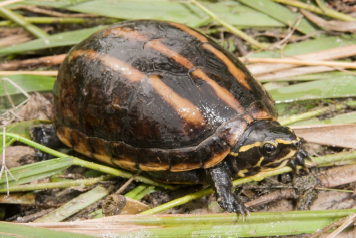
[54,20,309,215]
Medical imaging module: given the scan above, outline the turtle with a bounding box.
[45,20,309,216]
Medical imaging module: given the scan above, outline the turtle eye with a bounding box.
[261,142,277,156]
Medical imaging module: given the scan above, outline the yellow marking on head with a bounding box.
[202,44,251,91]
[259,159,290,173]
[239,141,262,153]
[275,139,292,144]
[275,139,299,145]
[254,157,264,167]
[229,152,239,157]
[237,169,249,177]
[263,150,296,167]
[169,22,208,43]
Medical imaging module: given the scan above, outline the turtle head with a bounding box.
[229,121,309,177]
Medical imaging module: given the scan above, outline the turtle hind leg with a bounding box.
[31,124,64,160]
[206,161,250,219]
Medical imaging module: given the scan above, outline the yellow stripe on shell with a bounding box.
[98,25,245,114]
[169,22,209,43]
[169,22,252,91]
[191,69,245,114]
[202,44,251,91]
[69,49,206,128]
[145,39,195,69]
[148,75,206,127]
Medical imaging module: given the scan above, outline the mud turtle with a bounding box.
[53,20,309,215]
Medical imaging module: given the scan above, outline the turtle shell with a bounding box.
[53,20,277,172]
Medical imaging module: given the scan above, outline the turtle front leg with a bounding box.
[206,161,250,219]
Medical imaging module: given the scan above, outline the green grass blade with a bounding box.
[269,76,356,103]
[7,0,285,28]
[290,111,356,126]
[43,209,354,237]
[0,6,48,39]
[0,157,74,189]
[0,25,108,56]
[238,0,317,35]
[33,185,110,222]
[278,104,346,126]
[0,175,114,193]
[272,0,356,21]
[268,70,356,82]
[0,74,55,96]
[249,35,356,58]
[0,221,96,238]
[207,1,284,28]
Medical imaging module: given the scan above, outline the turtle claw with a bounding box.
[289,145,310,174]
[289,158,298,174]
[218,193,250,221]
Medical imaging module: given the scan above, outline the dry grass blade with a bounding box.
[245,44,356,75]
[0,54,66,70]
[272,0,356,22]
[244,58,356,69]
[256,65,335,81]
[301,9,356,32]
[318,164,356,188]
[12,5,97,18]
[310,212,356,238]
[0,29,33,47]
[291,124,356,149]
[0,71,57,76]
[0,0,24,7]
[102,194,150,216]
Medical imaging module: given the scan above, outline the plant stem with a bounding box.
[190,0,269,49]
[0,7,48,39]
[272,0,356,22]
[279,104,346,126]
[0,175,114,193]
